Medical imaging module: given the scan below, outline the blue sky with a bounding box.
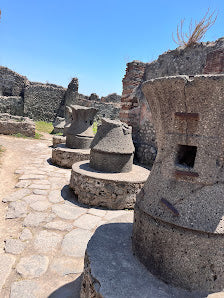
[0,0,223,96]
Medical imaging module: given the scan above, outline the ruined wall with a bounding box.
[24,82,66,121]
[0,96,24,116]
[0,66,28,97]
[64,78,121,121]
[120,37,224,166]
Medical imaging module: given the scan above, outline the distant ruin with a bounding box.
[0,66,121,122]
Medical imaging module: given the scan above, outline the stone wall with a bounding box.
[120,37,224,166]
[0,113,35,137]
[0,66,121,123]
[0,96,24,116]
[64,78,121,122]
[0,66,28,97]
[24,82,66,121]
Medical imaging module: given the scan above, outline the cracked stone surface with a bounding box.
[19,228,33,241]
[10,280,40,298]
[4,239,25,255]
[6,200,27,219]
[61,228,93,257]
[16,255,49,278]
[34,230,63,253]
[52,204,86,220]
[0,254,15,290]
[0,135,133,297]
[50,257,84,276]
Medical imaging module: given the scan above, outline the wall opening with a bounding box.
[176,145,197,168]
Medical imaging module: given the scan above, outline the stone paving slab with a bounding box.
[0,136,132,297]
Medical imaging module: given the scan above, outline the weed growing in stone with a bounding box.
[173,9,217,47]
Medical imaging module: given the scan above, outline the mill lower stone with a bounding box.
[80,219,208,298]
[132,75,224,292]
[69,161,149,209]
[52,144,90,168]
[90,118,134,173]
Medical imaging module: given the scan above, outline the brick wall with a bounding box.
[203,49,224,74]
[120,61,146,139]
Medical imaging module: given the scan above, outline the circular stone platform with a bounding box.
[80,216,210,298]
[51,144,90,168]
[52,135,66,147]
[69,161,150,209]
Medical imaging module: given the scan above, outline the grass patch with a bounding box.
[0,145,6,165]
[35,121,54,134]
[12,133,28,139]
[34,132,43,139]
[53,132,63,136]
[93,121,98,135]
[11,132,43,139]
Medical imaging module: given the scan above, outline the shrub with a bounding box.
[172,9,218,47]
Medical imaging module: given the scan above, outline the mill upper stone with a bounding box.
[90,118,135,173]
[66,105,97,149]
[132,74,224,293]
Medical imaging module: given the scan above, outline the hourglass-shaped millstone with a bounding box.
[132,75,224,292]
[63,106,73,136]
[90,118,135,173]
[66,105,97,149]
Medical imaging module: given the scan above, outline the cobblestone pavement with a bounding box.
[0,136,132,297]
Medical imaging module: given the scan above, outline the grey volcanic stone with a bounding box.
[16,255,49,278]
[133,75,224,292]
[22,194,46,204]
[2,188,32,203]
[10,280,40,298]
[20,228,33,241]
[62,228,92,257]
[50,257,84,276]
[53,116,65,134]
[23,212,49,227]
[66,105,97,149]
[30,200,50,211]
[80,222,204,298]
[6,200,27,218]
[52,204,86,220]
[24,82,66,122]
[5,239,25,254]
[52,144,90,168]
[90,118,135,173]
[0,96,24,115]
[34,230,63,253]
[44,221,73,231]
[0,113,35,137]
[0,66,28,97]
[0,254,15,290]
[64,105,73,135]
[70,161,149,209]
[52,135,66,147]
[48,190,64,203]
[101,93,121,103]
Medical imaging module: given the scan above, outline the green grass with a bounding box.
[11,132,43,139]
[93,121,98,135]
[0,145,5,164]
[34,132,43,139]
[12,133,28,139]
[35,121,54,134]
